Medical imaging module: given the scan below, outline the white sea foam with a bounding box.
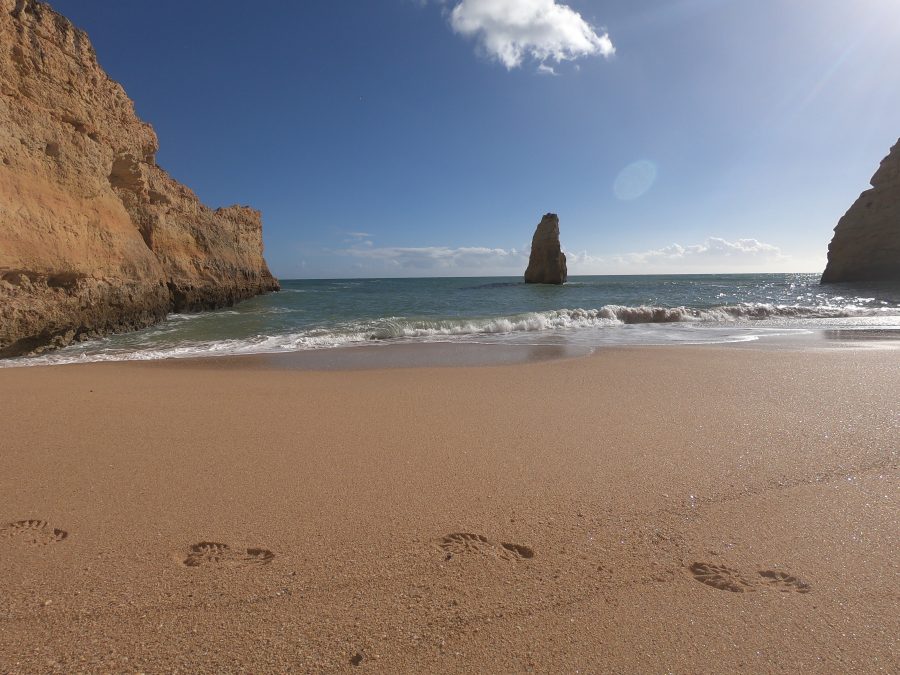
[4,303,899,367]
[365,303,898,338]
[167,310,240,321]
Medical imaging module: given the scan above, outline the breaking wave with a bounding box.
[596,303,894,323]
[364,303,896,338]
[6,302,898,367]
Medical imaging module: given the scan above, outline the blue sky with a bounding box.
[54,0,900,278]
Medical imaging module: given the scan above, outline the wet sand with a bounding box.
[0,344,897,673]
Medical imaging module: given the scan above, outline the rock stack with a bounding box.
[821,139,900,283]
[524,213,567,284]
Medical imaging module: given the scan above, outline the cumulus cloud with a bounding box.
[621,238,784,265]
[342,245,526,272]
[329,237,788,277]
[566,238,787,274]
[447,0,614,70]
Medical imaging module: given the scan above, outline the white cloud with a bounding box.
[625,237,783,264]
[342,231,375,246]
[331,236,791,277]
[447,0,614,70]
[566,238,788,274]
[342,245,526,272]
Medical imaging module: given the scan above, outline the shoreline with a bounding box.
[2,324,899,372]
[5,272,900,371]
[1,344,897,672]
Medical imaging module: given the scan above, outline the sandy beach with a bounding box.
[3,1,899,673]
[0,343,897,673]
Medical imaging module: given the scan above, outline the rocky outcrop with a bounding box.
[0,0,278,357]
[821,139,900,283]
[524,213,567,284]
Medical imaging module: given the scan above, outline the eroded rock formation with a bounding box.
[821,139,900,283]
[0,0,279,357]
[524,213,567,284]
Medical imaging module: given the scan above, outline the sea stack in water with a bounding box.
[524,213,567,284]
[0,0,279,357]
[821,138,900,283]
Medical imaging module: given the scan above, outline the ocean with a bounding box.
[6,273,900,367]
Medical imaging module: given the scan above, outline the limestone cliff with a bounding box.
[0,0,278,357]
[821,139,900,283]
[524,213,567,284]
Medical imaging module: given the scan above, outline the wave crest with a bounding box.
[5,302,897,367]
[363,303,893,339]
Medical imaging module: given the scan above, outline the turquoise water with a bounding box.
[8,273,900,366]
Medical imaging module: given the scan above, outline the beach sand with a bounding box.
[0,344,897,673]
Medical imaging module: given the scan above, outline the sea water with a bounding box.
[6,273,900,366]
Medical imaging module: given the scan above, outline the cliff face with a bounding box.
[524,213,567,284]
[821,139,900,283]
[0,0,278,357]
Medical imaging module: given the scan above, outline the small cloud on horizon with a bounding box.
[341,231,375,246]
[568,237,788,271]
[439,0,615,71]
[318,236,800,278]
[341,244,524,272]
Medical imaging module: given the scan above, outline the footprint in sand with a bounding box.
[689,562,812,594]
[0,520,68,545]
[183,541,274,568]
[688,562,754,593]
[758,570,811,593]
[438,532,534,562]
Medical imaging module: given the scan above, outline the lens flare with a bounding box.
[614,160,658,200]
